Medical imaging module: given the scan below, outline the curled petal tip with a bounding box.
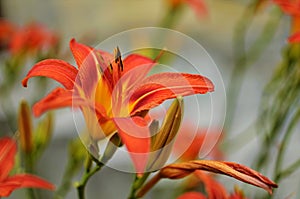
[69,38,77,50]
[21,79,28,87]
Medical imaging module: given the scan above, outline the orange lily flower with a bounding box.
[9,23,58,55]
[0,137,55,197]
[22,39,214,173]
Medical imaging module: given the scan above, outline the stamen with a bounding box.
[109,63,113,73]
[114,47,124,71]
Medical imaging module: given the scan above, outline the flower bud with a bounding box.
[159,160,278,194]
[138,160,278,198]
[34,112,53,152]
[18,100,33,153]
[101,133,122,163]
[147,97,183,170]
[69,138,87,164]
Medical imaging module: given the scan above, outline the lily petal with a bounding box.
[72,41,107,97]
[22,59,78,90]
[129,73,214,115]
[70,38,113,69]
[6,174,55,189]
[33,87,108,120]
[32,88,74,117]
[77,55,102,98]
[0,183,20,197]
[0,137,16,181]
[70,39,115,97]
[113,117,150,174]
[70,38,94,68]
[0,174,55,197]
[117,54,155,93]
[123,54,155,73]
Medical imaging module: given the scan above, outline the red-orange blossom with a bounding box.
[22,39,214,173]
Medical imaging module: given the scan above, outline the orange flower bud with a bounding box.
[137,160,277,198]
[159,160,278,194]
[18,100,33,153]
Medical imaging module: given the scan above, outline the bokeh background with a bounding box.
[1,0,299,198]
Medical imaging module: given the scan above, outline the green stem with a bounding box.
[259,107,300,199]
[76,134,121,199]
[274,108,300,179]
[23,152,38,199]
[54,138,86,199]
[276,158,300,182]
[159,6,183,29]
[0,86,17,131]
[226,5,282,131]
[255,60,299,171]
[26,189,37,199]
[0,56,25,131]
[54,159,81,199]
[76,160,104,199]
[226,2,256,131]
[128,173,151,199]
[135,173,161,198]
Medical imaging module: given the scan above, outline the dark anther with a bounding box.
[114,47,124,71]
[109,63,113,71]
